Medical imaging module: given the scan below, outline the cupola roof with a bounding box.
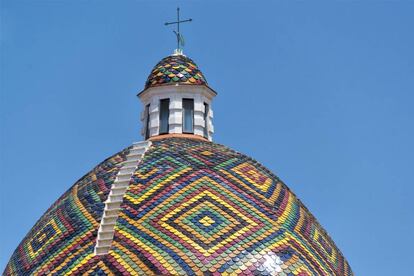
[145,54,207,89]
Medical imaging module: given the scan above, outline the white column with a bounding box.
[207,107,214,141]
[169,96,183,134]
[149,98,159,136]
[194,96,205,137]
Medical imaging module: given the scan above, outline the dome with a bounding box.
[4,137,352,275]
[145,54,207,89]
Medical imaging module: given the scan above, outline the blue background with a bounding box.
[1,1,413,275]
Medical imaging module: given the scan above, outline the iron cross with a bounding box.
[164,7,192,51]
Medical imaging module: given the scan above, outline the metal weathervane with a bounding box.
[165,7,192,52]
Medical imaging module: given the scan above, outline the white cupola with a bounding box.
[137,52,216,141]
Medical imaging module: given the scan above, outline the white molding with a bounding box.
[139,84,216,102]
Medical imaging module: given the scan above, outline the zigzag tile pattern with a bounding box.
[112,138,352,275]
[4,148,130,275]
[145,55,207,89]
[4,138,352,275]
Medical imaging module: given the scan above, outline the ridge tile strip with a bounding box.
[94,141,152,255]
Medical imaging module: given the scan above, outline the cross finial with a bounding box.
[164,7,192,55]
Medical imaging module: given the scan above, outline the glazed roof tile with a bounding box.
[145,55,207,89]
[4,138,352,275]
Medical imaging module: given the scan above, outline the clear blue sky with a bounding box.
[1,1,413,275]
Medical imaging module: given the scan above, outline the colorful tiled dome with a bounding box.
[4,138,352,275]
[145,55,207,89]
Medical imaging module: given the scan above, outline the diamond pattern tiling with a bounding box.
[4,138,352,275]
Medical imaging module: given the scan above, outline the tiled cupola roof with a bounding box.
[145,54,207,89]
